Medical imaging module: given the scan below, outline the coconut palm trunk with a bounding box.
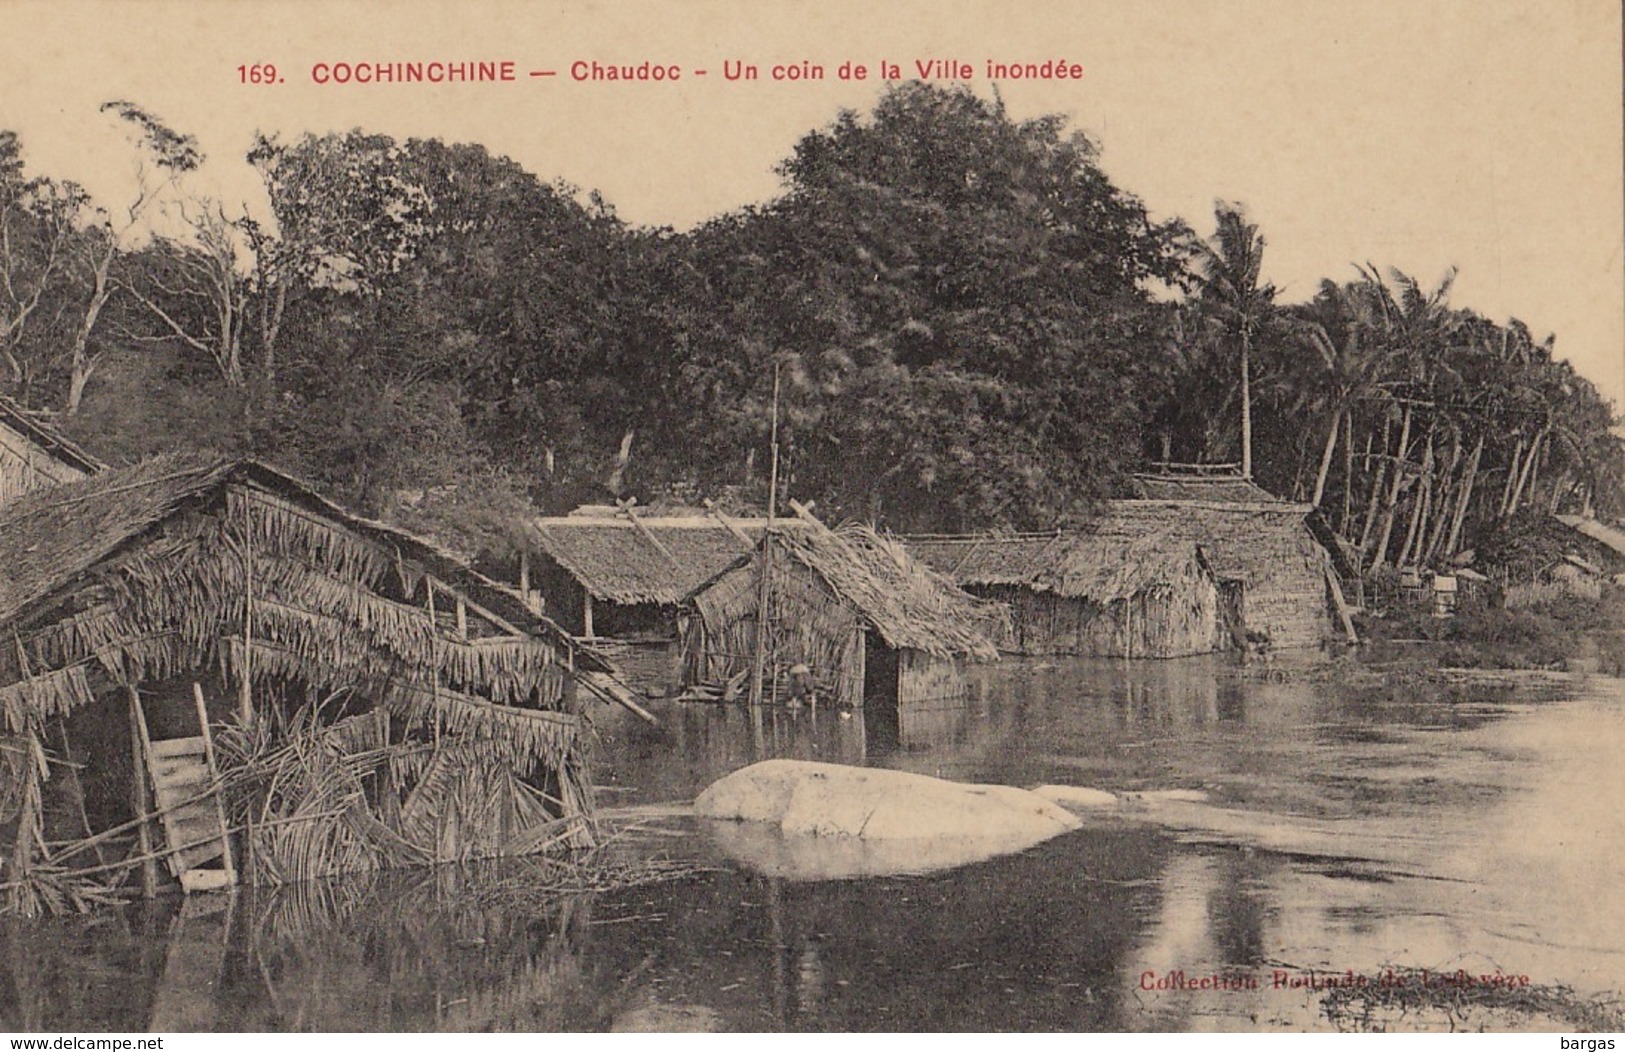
[1240,329,1252,478]
[1369,402,1413,569]
[1442,434,1484,559]
[1311,406,1343,508]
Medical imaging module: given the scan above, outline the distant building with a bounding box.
[1554,515,1625,574]
[906,529,1231,659]
[908,499,1347,657]
[0,395,102,505]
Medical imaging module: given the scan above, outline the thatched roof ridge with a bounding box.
[0,395,104,476]
[770,521,1003,659]
[0,454,227,626]
[527,515,802,605]
[0,454,601,669]
[1130,473,1280,503]
[908,499,1320,594]
[1557,515,1625,558]
[907,533,1071,589]
[907,529,1212,602]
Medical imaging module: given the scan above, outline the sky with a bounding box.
[3,0,1621,403]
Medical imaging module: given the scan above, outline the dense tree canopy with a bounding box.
[0,83,1618,570]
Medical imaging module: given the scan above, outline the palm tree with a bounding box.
[1193,203,1277,478]
[1297,280,1397,510]
[1357,266,1458,570]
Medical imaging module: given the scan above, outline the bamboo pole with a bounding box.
[240,520,254,723]
[748,362,781,709]
[49,777,228,867]
[56,722,106,868]
[704,500,756,549]
[126,687,158,898]
[1325,564,1359,644]
[193,682,236,886]
[747,531,774,708]
[617,499,684,570]
[572,669,659,726]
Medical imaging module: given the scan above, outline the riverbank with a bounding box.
[1353,584,1625,674]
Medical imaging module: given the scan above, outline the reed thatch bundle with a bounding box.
[768,521,1006,660]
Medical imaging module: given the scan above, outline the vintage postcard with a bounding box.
[0,0,1621,1036]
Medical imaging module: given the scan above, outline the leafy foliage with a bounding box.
[0,83,1618,558]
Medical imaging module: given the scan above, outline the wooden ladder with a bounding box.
[134,684,236,893]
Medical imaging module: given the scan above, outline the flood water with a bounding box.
[4,652,1623,1032]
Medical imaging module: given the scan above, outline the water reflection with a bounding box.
[3,658,1621,1031]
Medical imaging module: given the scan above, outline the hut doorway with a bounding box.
[862,632,899,710]
[1218,579,1247,650]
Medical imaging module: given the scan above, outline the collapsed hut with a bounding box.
[909,499,1347,655]
[0,395,102,506]
[0,455,621,915]
[906,527,1232,658]
[680,514,1003,708]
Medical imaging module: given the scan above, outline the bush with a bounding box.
[1357,583,1625,672]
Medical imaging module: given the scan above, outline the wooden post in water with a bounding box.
[126,686,158,898]
[239,522,254,724]
[747,362,781,708]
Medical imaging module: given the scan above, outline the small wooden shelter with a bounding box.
[517,508,803,639]
[0,455,618,915]
[680,515,1002,708]
[0,395,102,506]
[909,499,1346,655]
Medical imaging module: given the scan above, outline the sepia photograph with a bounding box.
[0,0,1621,1035]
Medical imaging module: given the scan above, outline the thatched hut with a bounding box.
[0,455,618,914]
[0,395,102,506]
[1553,514,1625,574]
[680,517,1002,708]
[907,528,1232,658]
[909,499,1342,655]
[1138,500,1343,650]
[516,510,803,639]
